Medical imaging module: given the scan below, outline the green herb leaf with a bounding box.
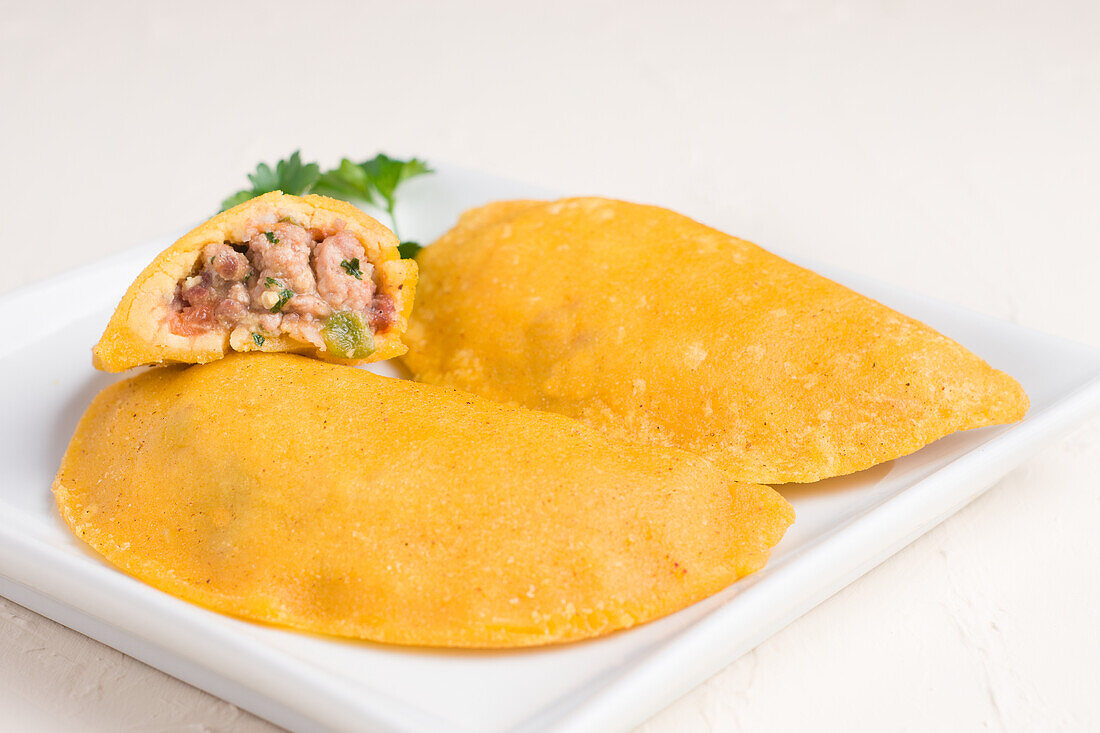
[264,231,279,244]
[222,152,433,244]
[252,333,265,347]
[340,258,363,279]
[262,277,294,313]
[361,154,433,211]
[311,153,433,240]
[313,158,377,206]
[219,151,321,211]
[397,241,422,259]
[220,190,257,210]
[271,288,294,313]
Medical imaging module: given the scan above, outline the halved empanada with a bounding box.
[93,192,417,371]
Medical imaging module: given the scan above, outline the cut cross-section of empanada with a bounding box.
[93,192,417,371]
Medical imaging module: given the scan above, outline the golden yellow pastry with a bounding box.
[54,353,793,647]
[403,197,1029,483]
[93,192,416,372]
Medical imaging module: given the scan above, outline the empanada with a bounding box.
[54,353,793,647]
[93,192,416,371]
[403,197,1028,483]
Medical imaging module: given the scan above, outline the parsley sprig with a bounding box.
[316,154,432,256]
[220,151,321,211]
[220,151,433,259]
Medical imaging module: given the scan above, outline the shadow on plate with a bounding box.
[775,460,894,502]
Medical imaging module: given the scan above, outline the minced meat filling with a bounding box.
[168,220,397,357]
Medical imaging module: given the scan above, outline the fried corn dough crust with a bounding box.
[54,354,793,647]
[94,192,417,372]
[403,197,1028,483]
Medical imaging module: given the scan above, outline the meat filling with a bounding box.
[168,221,398,357]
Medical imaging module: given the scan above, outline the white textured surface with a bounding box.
[1,1,1097,731]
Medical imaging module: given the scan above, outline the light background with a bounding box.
[2,1,1098,730]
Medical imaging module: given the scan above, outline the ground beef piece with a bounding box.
[257,312,282,332]
[281,313,324,348]
[313,231,376,312]
[214,298,247,328]
[203,243,250,281]
[180,271,218,307]
[368,292,397,331]
[286,292,332,319]
[226,282,249,305]
[171,303,216,336]
[249,222,316,295]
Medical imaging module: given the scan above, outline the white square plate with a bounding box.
[1,165,1098,733]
